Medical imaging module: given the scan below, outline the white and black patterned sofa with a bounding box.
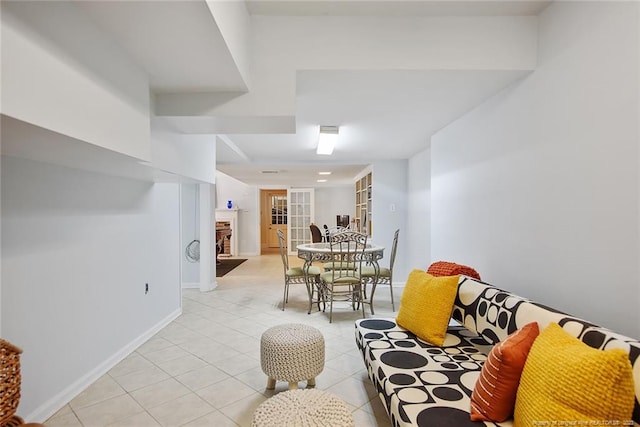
[355,276,640,427]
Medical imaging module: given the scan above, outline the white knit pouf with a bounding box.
[260,323,325,390]
[252,389,354,427]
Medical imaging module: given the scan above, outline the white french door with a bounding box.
[287,188,314,255]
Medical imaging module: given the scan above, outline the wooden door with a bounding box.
[261,190,287,252]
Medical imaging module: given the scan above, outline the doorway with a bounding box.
[261,189,287,254]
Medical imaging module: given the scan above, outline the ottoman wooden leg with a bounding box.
[266,377,276,390]
[260,324,325,397]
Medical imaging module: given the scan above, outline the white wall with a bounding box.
[372,160,409,283]
[314,186,355,230]
[638,3,640,318]
[407,147,431,271]
[1,157,182,421]
[151,130,216,184]
[181,184,200,285]
[0,156,2,336]
[199,183,217,292]
[1,2,150,160]
[215,171,259,256]
[214,175,357,255]
[431,1,639,338]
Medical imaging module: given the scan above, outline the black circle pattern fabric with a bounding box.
[380,351,429,370]
[355,275,640,426]
[356,319,494,426]
[360,319,396,330]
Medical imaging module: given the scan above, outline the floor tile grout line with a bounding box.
[46,254,394,427]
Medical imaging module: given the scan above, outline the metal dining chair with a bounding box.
[361,229,399,313]
[319,230,368,323]
[277,229,322,312]
[322,224,330,242]
[322,226,356,271]
[309,223,323,243]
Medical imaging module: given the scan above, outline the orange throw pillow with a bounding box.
[427,261,481,280]
[470,322,540,422]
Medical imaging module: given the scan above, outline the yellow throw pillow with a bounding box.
[396,270,459,346]
[514,323,635,427]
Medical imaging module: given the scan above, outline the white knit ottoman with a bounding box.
[260,323,324,390]
[252,389,354,427]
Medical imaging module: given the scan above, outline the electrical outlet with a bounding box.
[145,283,149,294]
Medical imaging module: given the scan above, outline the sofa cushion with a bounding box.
[453,277,640,425]
[514,323,635,426]
[470,322,539,422]
[355,318,505,427]
[396,271,459,346]
[452,277,640,424]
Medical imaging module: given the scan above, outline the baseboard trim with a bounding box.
[26,308,181,423]
[240,252,259,257]
[183,282,218,292]
[181,282,200,289]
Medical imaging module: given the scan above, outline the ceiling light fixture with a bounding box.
[317,126,339,155]
[317,179,328,183]
[318,171,332,175]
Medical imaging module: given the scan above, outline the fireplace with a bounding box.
[215,208,238,257]
[215,221,232,256]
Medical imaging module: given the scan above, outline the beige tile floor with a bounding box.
[45,254,396,426]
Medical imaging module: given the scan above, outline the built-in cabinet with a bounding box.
[355,172,372,235]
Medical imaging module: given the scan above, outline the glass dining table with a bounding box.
[296,242,385,315]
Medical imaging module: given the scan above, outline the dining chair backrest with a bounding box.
[325,225,348,238]
[389,229,400,270]
[323,224,330,242]
[276,229,289,271]
[328,230,368,278]
[310,223,323,243]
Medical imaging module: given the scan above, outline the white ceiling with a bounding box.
[246,0,551,17]
[76,0,248,92]
[233,70,531,162]
[75,0,548,187]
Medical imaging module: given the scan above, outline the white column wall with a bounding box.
[181,184,200,286]
[1,157,181,421]
[638,2,640,317]
[0,155,3,336]
[431,1,639,338]
[199,183,217,292]
[407,147,432,272]
[371,160,409,283]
